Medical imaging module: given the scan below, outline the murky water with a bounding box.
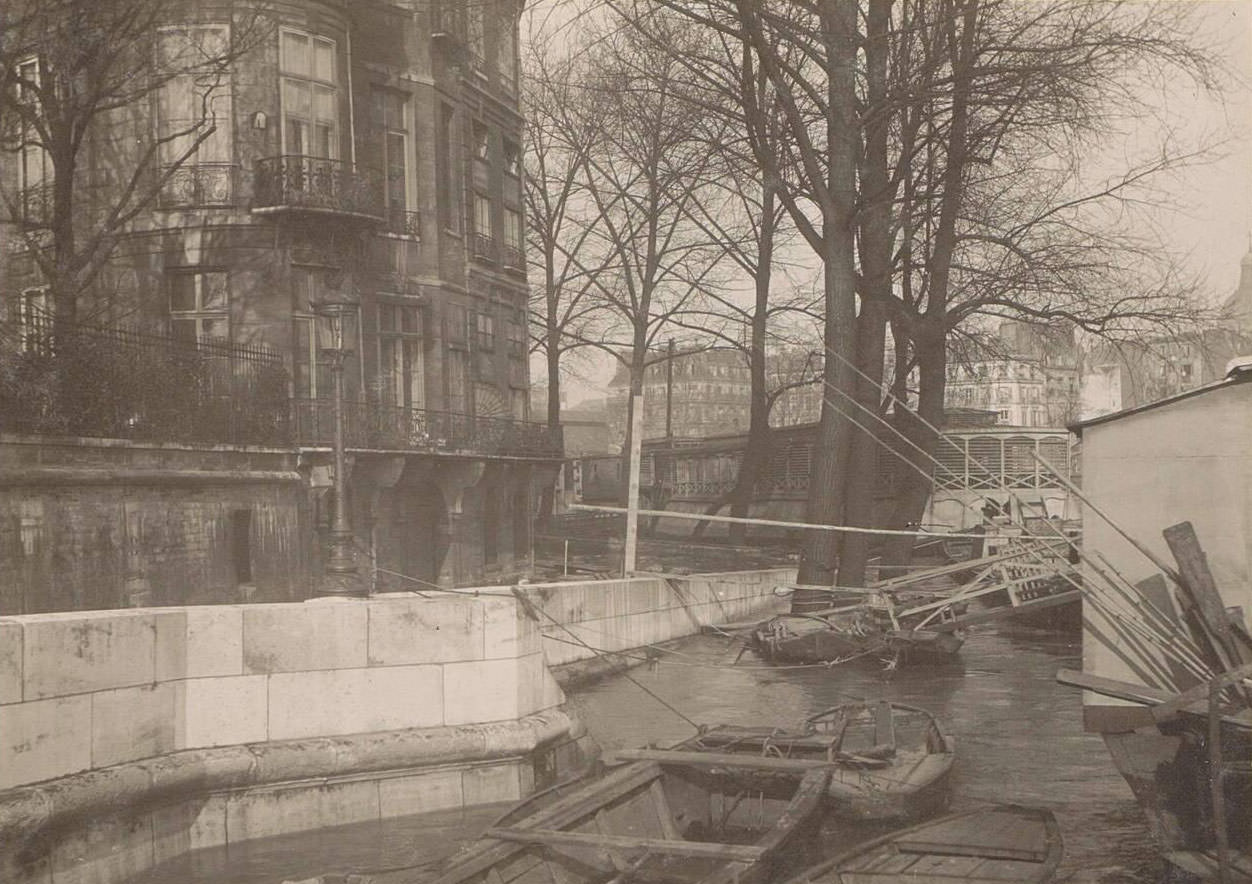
[133,623,1157,883]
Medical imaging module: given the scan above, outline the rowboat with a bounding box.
[665,700,954,822]
[779,805,1063,883]
[418,756,832,884]
[751,610,965,666]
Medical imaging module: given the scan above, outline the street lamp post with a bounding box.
[312,297,365,598]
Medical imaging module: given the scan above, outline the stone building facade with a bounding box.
[945,320,1080,427]
[0,0,558,611]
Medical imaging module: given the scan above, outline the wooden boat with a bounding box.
[778,805,1063,883]
[751,609,965,666]
[665,700,954,822]
[418,756,832,884]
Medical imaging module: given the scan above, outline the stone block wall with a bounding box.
[523,569,795,668]
[0,594,575,884]
[0,435,311,613]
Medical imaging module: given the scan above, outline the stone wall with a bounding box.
[0,594,573,884]
[0,569,792,884]
[523,569,795,668]
[0,434,311,613]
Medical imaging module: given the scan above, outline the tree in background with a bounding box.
[0,0,269,334]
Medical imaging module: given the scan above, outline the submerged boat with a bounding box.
[751,608,965,666]
[419,756,832,884]
[664,700,954,822]
[779,805,1063,883]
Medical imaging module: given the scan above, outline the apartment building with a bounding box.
[0,0,557,609]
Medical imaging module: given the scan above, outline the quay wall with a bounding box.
[0,569,791,884]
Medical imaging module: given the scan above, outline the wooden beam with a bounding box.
[484,827,766,862]
[1163,521,1252,671]
[607,748,839,773]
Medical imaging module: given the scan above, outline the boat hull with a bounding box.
[778,804,1064,883]
[751,619,965,665]
[417,758,832,884]
[675,702,955,823]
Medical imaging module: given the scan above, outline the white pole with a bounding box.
[623,389,644,575]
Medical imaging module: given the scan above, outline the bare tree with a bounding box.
[0,0,268,331]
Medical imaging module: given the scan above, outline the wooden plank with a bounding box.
[1055,668,1172,705]
[427,763,663,884]
[647,780,682,842]
[896,810,1048,863]
[1135,574,1181,628]
[925,590,1082,634]
[1164,521,1252,668]
[607,748,838,773]
[484,827,766,862]
[873,701,896,753]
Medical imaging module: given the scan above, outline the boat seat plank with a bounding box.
[609,748,838,773]
[896,811,1048,862]
[903,854,991,875]
[484,827,767,862]
[857,852,921,873]
[967,858,1054,879]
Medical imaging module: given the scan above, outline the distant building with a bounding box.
[1079,249,1252,419]
[946,320,1080,427]
[605,348,752,446]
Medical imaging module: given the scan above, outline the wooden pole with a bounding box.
[623,388,644,576]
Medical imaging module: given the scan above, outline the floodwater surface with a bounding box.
[132,624,1156,883]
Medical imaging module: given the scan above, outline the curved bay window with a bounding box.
[281,29,338,159]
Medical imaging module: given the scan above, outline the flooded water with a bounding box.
[132,623,1157,884]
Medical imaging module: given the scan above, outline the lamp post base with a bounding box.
[316,532,368,597]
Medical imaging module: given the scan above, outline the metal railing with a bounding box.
[253,155,384,219]
[0,312,290,445]
[292,398,562,457]
[471,233,497,262]
[501,244,524,270]
[157,163,238,209]
[385,206,421,237]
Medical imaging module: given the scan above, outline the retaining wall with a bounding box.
[0,568,793,884]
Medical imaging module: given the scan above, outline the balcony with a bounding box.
[471,233,497,263]
[292,399,562,458]
[158,163,238,209]
[501,244,524,272]
[252,156,384,222]
[17,183,53,229]
[384,206,421,238]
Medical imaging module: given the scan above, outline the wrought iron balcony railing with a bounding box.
[158,163,238,209]
[252,155,384,220]
[17,184,54,229]
[292,398,562,458]
[385,206,421,238]
[471,233,497,263]
[501,244,524,271]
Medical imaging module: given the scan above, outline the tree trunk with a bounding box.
[834,0,892,590]
[794,0,860,609]
[536,337,562,525]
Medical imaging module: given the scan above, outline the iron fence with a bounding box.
[0,312,290,445]
[253,155,384,219]
[292,398,562,458]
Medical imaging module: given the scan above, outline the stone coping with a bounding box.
[0,710,578,874]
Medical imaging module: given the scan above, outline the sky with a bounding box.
[524,1,1252,405]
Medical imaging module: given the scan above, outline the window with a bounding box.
[504,207,522,248]
[374,88,415,234]
[507,319,524,356]
[156,27,232,172]
[280,29,337,158]
[467,3,485,70]
[472,121,490,161]
[474,192,492,237]
[169,270,229,342]
[291,266,358,399]
[503,139,521,177]
[439,103,461,231]
[15,58,52,222]
[496,12,518,90]
[476,312,496,351]
[378,302,424,410]
[447,348,468,413]
[16,287,51,354]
